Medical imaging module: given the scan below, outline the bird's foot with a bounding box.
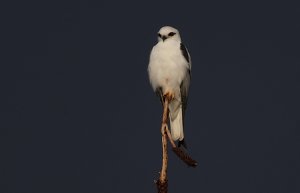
[163,92,175,102]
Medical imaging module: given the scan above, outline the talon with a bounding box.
[163,92,175,102]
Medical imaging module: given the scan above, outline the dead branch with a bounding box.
[156,94,197,193]
[172,147,197,167]
[156,96,169,193]
[163,108,198,167]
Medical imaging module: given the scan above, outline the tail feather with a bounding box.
[169,106,184,142]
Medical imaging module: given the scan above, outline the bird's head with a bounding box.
[157,26,181,43]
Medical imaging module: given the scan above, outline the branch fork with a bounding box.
[156,94,197,193]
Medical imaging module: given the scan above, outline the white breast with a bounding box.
[148,40,188,94]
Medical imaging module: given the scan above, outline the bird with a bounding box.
[148,26,191,148]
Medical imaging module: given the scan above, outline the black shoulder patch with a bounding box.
[180,43,189,63]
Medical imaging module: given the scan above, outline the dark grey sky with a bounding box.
[1,1,300,193]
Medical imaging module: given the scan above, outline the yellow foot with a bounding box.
[163,92,175,102]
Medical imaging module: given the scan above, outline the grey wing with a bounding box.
[180,43,191,66]
[155,87,164,106]
[180,43,191,122]
[180,69,191,123]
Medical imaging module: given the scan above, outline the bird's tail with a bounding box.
[169,102,185,146]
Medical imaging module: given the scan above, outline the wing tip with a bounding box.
[178,139,187,149]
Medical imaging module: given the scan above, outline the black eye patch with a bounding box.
[158,33,162,37]
[168,32,176,36]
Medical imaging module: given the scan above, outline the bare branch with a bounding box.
[156,96,169,193]
[155,94,197,193]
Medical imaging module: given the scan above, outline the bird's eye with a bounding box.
[168,32,176,36]
[158,33,162,38]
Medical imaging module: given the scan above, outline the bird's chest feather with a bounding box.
[149,42,186,89]
[151,44,182,68]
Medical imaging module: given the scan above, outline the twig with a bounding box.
[163,106,198,167]
[156,94,197,193]
[156,97,169,193]
[164,125,176,148]
[172,147,197,167]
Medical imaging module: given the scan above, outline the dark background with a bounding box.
[1,1,300,193]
